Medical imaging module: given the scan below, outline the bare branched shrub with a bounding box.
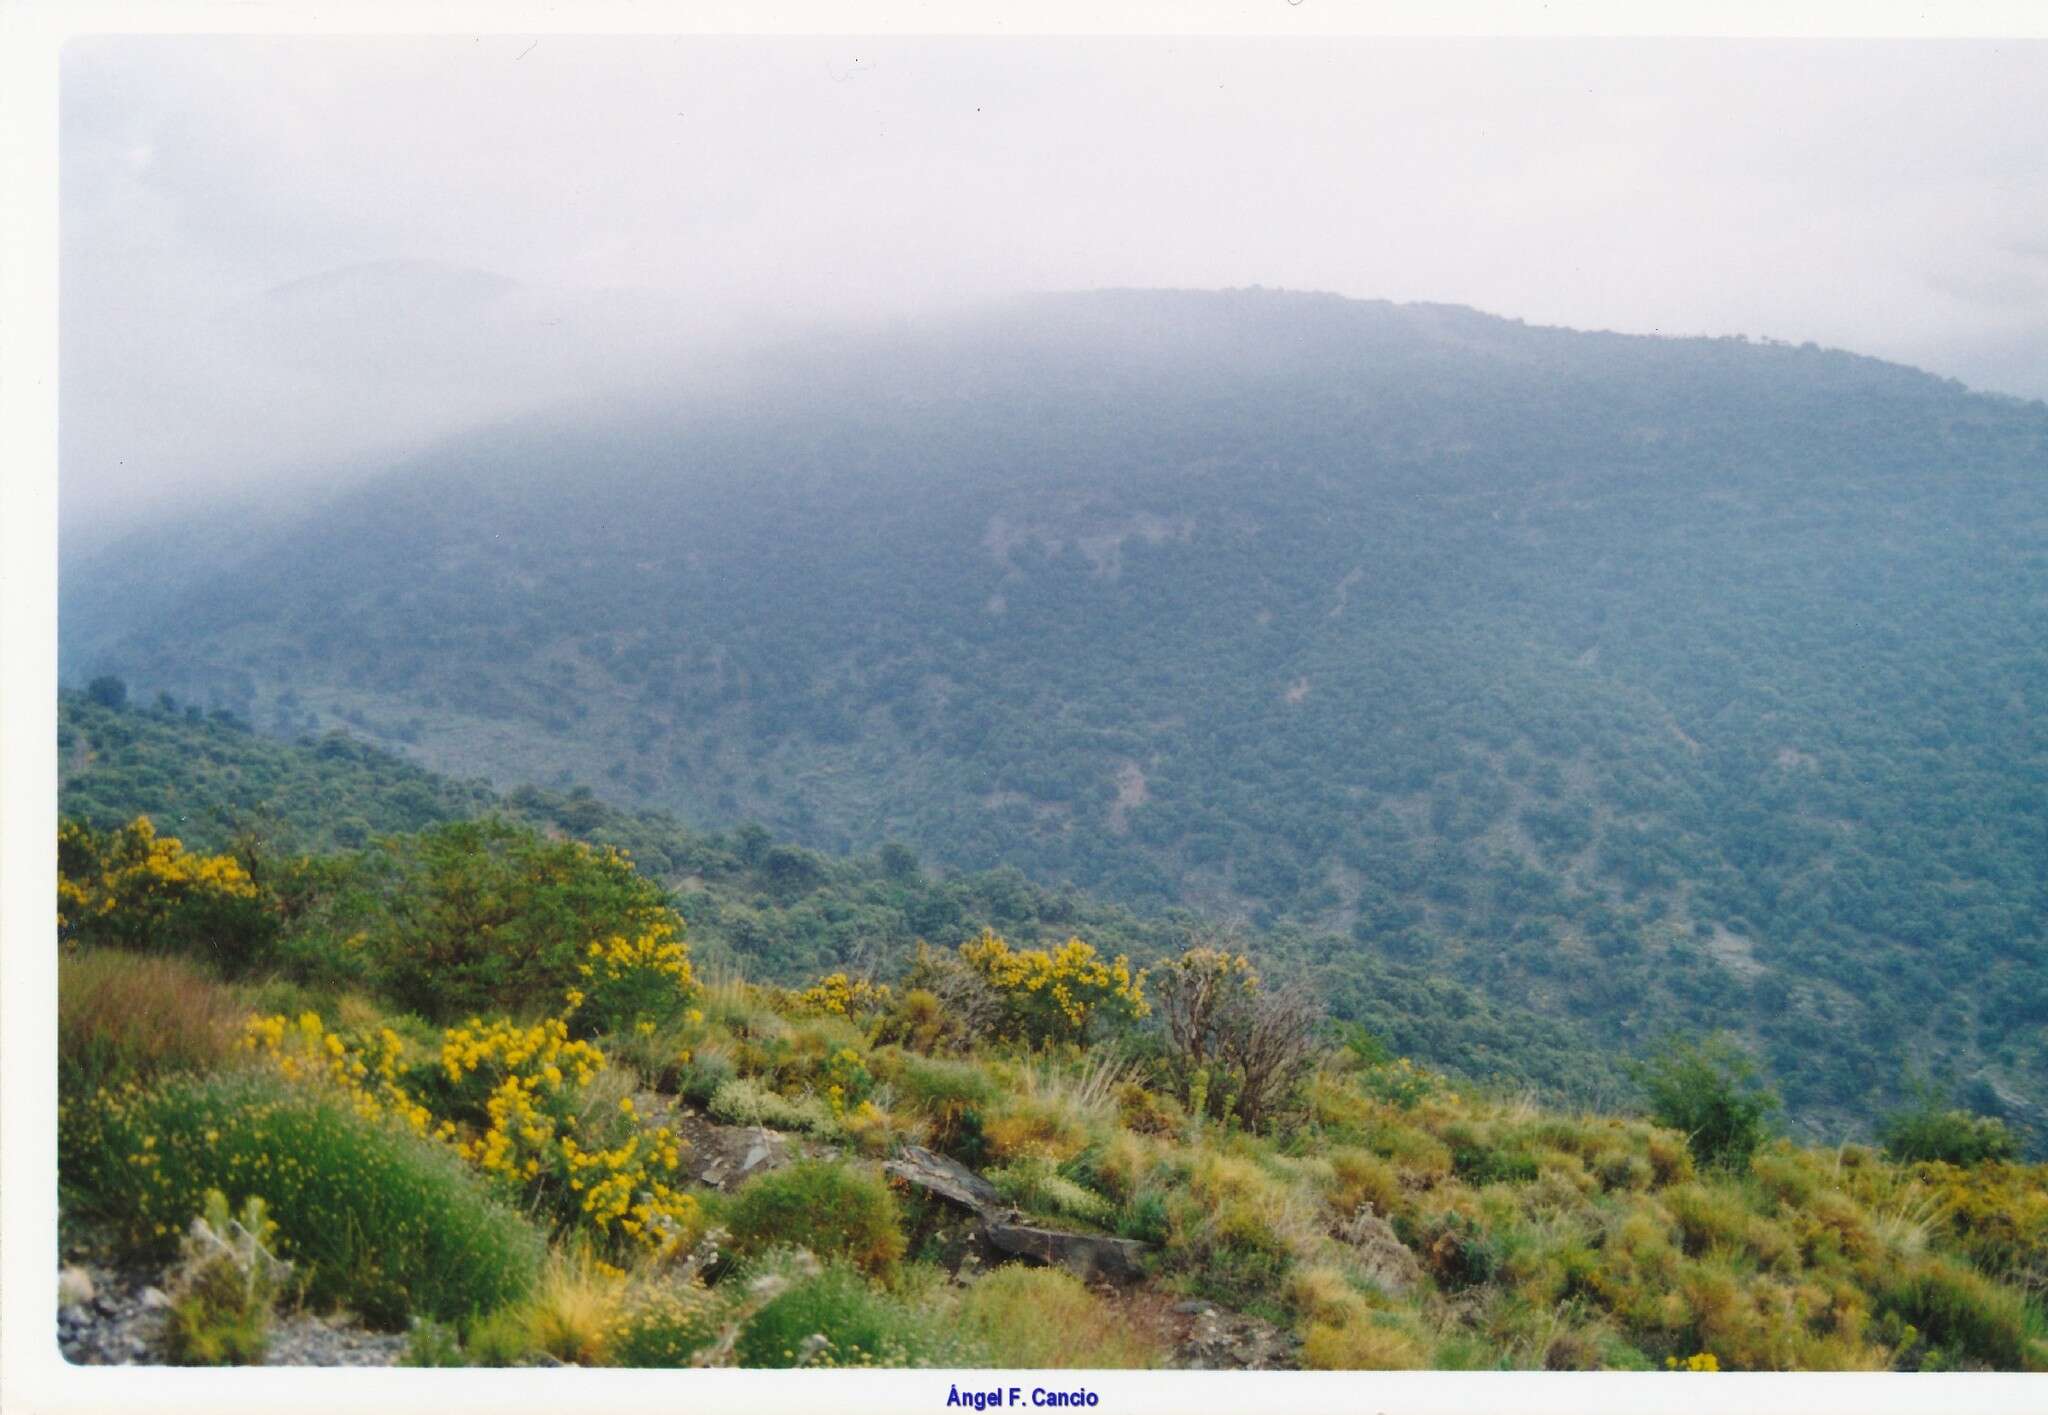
[1150,943,1322,1132]
[1223,980,1322,1132]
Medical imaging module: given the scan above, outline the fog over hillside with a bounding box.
[60,36,2048,544]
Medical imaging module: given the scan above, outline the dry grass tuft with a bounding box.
[957,1266,1161,1368]
[59,948,244,1092]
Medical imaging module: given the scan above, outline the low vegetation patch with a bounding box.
[60,1069,543,1326]
[726,1161,907,1278]
[50,808,2048,1371]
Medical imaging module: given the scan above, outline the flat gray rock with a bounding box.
[885,1145,1002,1213]
[982,1219,1149,1284]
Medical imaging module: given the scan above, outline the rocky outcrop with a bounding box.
[884,1145,1001,1212]
[885,1143,1153,1284]
[664,1106,818,1192]
[1163,1299,1300,1370]
[981,1219,1150,1284]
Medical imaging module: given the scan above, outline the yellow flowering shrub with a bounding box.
[242,1011,437,1139]
[956,930,1148,1045]
[571,920,699,1036]
[437,1013,699,1259]
[243,1003,699,1262]
[822,1048,875,1120]
[794,973,894,1022]
[58,817,274,971]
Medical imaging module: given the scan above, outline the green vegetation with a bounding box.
[54,804,2048,1370]
[1880,1080,2023,1166]
[725,1161,906,1277]
[733,1262,972,1369]
[158,1191,289,1366]
[57,689,1634,1118]
[66,290,2048,1146]
[1632,1034,1781,1170]
[61,1069,544,1325]
[957,1266,1161,1368]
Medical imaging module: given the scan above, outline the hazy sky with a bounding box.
[60,34,2048,537]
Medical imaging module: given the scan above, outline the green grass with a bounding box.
[60,1069,543,1327]
[734,1263,974,1368]
[726,1160,906,1278]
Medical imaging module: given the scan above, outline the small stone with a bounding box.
[797,1332,833,1364]
[57,1267,96,1307]
[740,1142,772,1173]
[1171,1300,1213,1315]
[531,1353,567,1368]
[138,1286,172,1311]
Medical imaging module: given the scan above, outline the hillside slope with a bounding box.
[66,288,2048,1140]
[56,691,1629,1108]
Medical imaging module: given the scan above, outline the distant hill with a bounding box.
[65,288,2048,1144]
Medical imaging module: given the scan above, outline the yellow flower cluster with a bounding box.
[440,1013,696,1257]
[958,929,1149,1042]
[794,972,895,1020]
[559,1126,697,1248]
[577,923,696,990]
[570,921,699,1031]
[440,1016,604,1091]
[242,1003,695,1259]
[1666,1352,1721,1372]
[242,1012,437,1138]
[820,1047,875,1120]
[58,816,257,937]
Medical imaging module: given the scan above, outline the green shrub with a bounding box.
[1117,1191,1171,1244]
[1452,1144,1541,1186]
[1167,1194,1292,1308]
[987,1155,1114,1227]
[1878,1092,2021,1166]
[353,818,682,1022]
[61,1070,543,1326]
[891,1054,1000,1161]
[1632,1035,1778,1170]
[610,1282,724,1368]
[401,1320,466,1367]
[734,1263,968,1368]
[461,1307,541,1367]
[708,1077,831,1134]
[1880,1258,2045,1371]
[726,1161,906,1277]
[673,1047,738,1106]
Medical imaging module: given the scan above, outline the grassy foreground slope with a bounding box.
[55,808,2048,1371]
[67,290,2048,1144]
